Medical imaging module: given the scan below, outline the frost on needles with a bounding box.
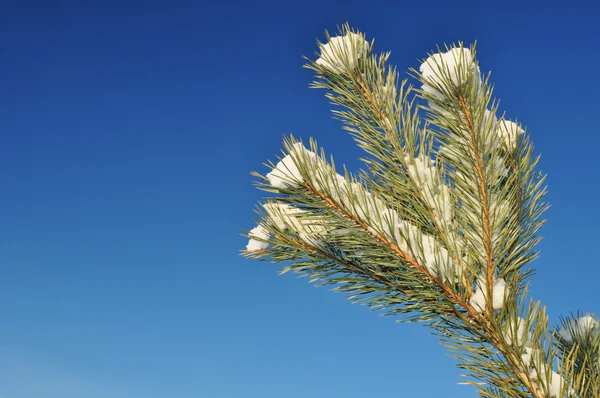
[241,25,599,398]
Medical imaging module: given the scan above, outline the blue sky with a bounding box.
[1,1,599,397]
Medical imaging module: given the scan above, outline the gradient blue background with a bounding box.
[1,1,599,397]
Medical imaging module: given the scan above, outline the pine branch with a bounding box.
[242,24,596,398]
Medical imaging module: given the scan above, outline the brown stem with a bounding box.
[457,95,494,293]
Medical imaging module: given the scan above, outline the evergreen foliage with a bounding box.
[242,24,599,397]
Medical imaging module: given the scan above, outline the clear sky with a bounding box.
[1,0,599,397]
